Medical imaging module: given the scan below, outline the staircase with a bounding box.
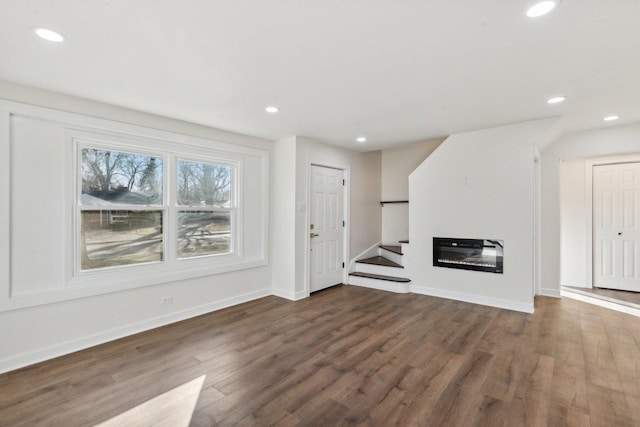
[348,241,410,293]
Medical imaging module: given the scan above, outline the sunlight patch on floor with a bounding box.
[94,375,205,427]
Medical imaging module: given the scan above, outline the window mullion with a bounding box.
[165,153,176,264]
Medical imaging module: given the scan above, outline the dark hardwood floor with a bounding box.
[1,285,639,426]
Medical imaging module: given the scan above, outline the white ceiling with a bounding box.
[1,1,639,151]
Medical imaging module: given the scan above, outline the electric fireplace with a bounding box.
[433,237,503,274]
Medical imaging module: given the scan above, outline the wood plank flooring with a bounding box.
[1,285,640,426]
[565,285,640,307]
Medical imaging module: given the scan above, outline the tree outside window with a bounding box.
[78,147,235,270]
[176,160,233,259]
[80,147,164,270]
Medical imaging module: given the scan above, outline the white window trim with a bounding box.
[0,110,10,306]
[69,132,245,289]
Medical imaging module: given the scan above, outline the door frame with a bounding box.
[585,154,640,289]
[304,162,350,297]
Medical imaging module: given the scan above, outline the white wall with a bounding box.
[0,81,272,374]
[540,121,640,297]
[381,139,444,243]
[409,119,558,313]
[270,137,381,300]
[270,137,297,299]
[0,268,272,373]
[560,158,589,286]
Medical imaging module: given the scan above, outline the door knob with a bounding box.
[618,232,623,236]
[310,233,319,238]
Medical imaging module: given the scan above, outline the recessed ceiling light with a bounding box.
[526,1,557,18]
[604,115,620,122]
[33,27,64,42]
[356,137,367,143]
[547,96,566,104]
[265,106,279,113]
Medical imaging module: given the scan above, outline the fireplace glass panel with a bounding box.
[433,238,503,273]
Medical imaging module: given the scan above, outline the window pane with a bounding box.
[177,211,231,258]
[177,160,231,207]
[81,147,163,205]
[81,210,163,269]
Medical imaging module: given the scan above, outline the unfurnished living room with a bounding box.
[1,1,640,426]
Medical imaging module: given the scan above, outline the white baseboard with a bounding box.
[271,288,308,301]
[538,287,561,298]
[0,288,271,375]
[410,284,534,313]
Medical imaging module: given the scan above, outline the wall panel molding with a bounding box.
[0,99,270,312]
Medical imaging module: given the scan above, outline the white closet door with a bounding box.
[593,163,640,292]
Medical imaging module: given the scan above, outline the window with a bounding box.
[177,159,233,259]
[78,145,237,271]
[80,147,164,270]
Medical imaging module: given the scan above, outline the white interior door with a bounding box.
[593,162,640,292]
[310,165,345,292]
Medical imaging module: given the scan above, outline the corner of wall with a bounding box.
[271,137,298,297]
[539,287,561,298]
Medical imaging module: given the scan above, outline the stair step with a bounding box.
[399,240,409,244]
[356,256,403,268]
[379,245,403,255]
[378,246,403,266]
[349,272,410,283]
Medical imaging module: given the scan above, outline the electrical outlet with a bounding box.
[161,296,173,304]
